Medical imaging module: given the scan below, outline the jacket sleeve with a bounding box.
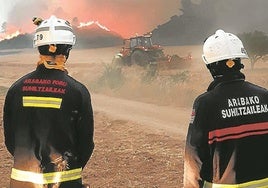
[76,85,94,168]
[184,97,209,188]
[3,88,15,156]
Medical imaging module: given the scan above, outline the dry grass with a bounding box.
[84,45,268,108]
[0,46,267,108]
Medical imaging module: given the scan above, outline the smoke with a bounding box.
[5,0,181,37]
[2,0,49,33]
[193,0,268,34]
[5,0,267,40]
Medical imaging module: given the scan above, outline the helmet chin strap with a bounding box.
[37,55,67,72]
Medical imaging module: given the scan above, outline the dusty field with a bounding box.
[0,46,267,188]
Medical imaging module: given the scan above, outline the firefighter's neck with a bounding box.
[37,55,67,72]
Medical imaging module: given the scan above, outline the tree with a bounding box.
[238,31,268,69]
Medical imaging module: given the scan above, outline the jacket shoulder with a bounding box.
[7,71,36,91]
[245,81,268,92]
[193,91,212,105]
[65,75,90,94]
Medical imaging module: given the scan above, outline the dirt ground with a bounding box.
[0,46,267,188]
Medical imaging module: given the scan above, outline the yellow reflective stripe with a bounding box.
[204,177,268,188]
[23,96,62,109]
[11,168,82,184]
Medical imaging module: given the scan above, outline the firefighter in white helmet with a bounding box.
[184,29,268,187]
[3,15,94,188]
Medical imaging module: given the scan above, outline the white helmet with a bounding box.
[202,29,248,64]
[33,15,76,47]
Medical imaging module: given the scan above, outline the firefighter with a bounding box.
[183,29,268,187]
[3,15,94,188]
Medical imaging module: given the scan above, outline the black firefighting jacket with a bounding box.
[184,72,268,188]
[3,64,94,187]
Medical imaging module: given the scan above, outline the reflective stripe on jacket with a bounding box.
[203,177,268,188]
[11,168,82,184]
[3,65,94,187]
[183,74,268,188]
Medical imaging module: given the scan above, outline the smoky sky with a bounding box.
[4,0,268,37]
[5,0,181,37]
[207,0,268,34]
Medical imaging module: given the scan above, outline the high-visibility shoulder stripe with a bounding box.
[23,96,62,109]
[203,176,268,188]
[11,168,82,184]
[208,122,268,144]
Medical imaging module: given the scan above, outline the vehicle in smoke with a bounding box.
[112,33,191,69]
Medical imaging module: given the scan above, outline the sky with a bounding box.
[0,0,181,37]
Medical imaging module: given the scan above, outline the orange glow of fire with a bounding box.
[78,21,110,31]
[0,30,21,41]
[0,0,181,40]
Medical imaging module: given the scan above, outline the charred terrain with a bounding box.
[0,46,267,187]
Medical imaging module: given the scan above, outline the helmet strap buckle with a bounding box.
[49,44,57,53]
[226,59,235,68]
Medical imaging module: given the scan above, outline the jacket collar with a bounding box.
[207,72,245,91]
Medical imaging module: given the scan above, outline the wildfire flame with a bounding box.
[0,20,111,42]
[0,30,21,41]
[78,21,110,31]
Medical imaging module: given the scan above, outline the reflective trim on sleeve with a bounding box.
[23,96,62,109]
[203,177,268,188]
[11,168,82,184]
